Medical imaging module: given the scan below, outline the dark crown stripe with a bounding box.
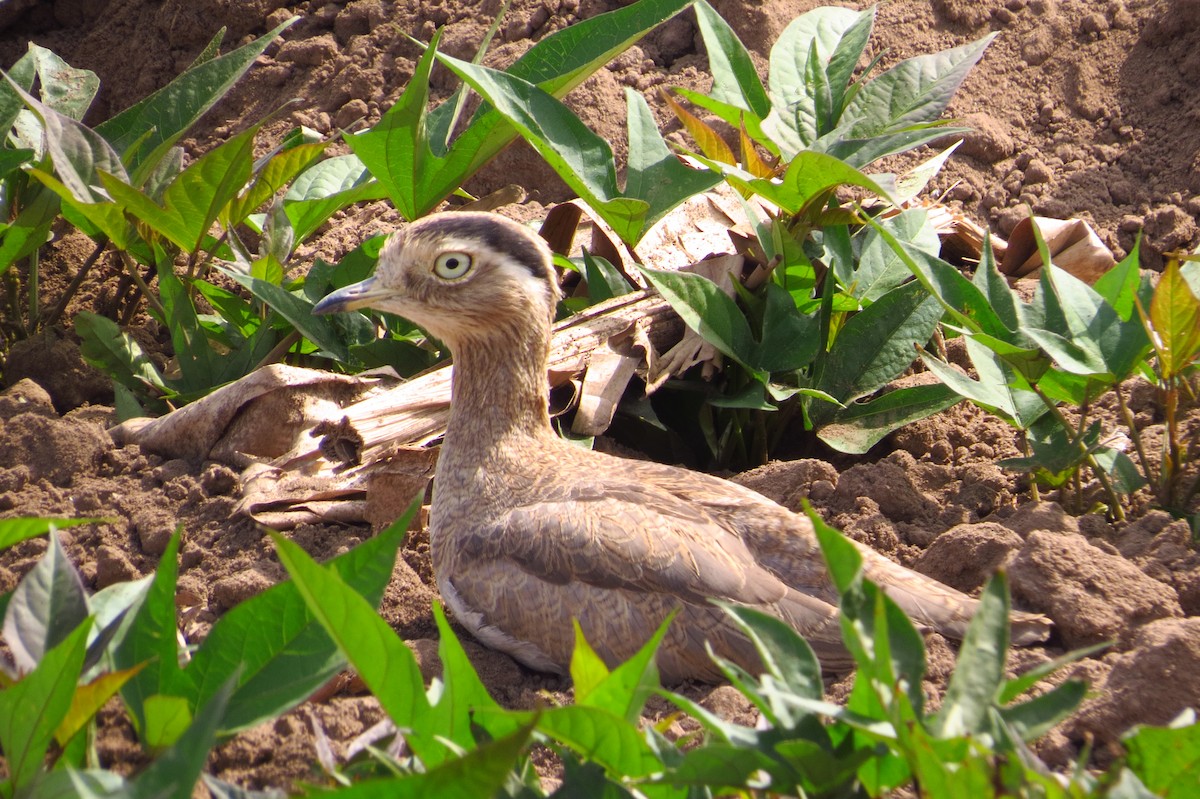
[419,214,552,282]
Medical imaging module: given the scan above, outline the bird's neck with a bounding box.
[442,322,555,456]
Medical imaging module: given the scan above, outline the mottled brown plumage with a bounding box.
[313,211,1051,682]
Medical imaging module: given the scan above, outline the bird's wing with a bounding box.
[463,477,792,608]
[453,480,851,675]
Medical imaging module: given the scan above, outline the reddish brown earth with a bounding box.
[2,0,1199,792]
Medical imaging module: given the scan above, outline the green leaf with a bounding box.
[848,208,941,302]
[692,0,770,117]
[757,281,819,372]
[999,642,1109,705]
[816,382,960,454]
[222,140,326,227]
[1148,259,1200,380]
[3,530,89,673]
[709,381,776,410]
[271,532,432,748]
[0,517,96,552]
[439,55,648,244]
[719,603,822,700]
[310,718,535,799]
[343,30,452,222]
[143,693,192,750]
[28,167,140,251]
[531,704,663,778]
[184,506,414,733]
[433,0,692,159]
[577,616,667,724]
[224,270,350,363]
[7,74,127,202]
[808,505,862,596]
[762,6,865,156]
[921,335,1047,429]
[495,0,691,97]
[1094,236,1143,320]
[96,18,295,172]
[729,150,890,214]
[837,34,995,141]
[624,88,721,241]
[581,250,634,304]
[114,530,186,736]
[355,0,690,220]
[281,153,387,242]
[998,679,1087,742]
[128,672,239,799]
[570,621,611,703]
[973,237,1021,332]
[428,602,511,756]
[25,44,99,120]
[101,124,258,252]
[0,184,58,275]
[0,621,91,791]
[639,265,758,371]
[815,279,943,410]
[668,744,778,789]
[1125,719,1200,799]
[882,225,1008,339]
[156,262,227,396]
[934,574,1010,739]
[20,769,128,799]
[1093,446,1148,495]
[0,48,35,133]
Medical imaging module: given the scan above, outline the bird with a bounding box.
[312,211,1052,682]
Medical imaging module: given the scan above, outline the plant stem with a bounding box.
[1162,379,1180,507]
[27,249,38,328]
[118,252,166,320]
[1030,383,1125,521]
[3,269,26,339]
[253,329,301,371]
[1024,430,1041,503]
[41,239,109,329]
[1115,385,1152,488]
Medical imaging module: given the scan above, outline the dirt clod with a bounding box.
[1009,531,1183,647]
[916,522,1024,594]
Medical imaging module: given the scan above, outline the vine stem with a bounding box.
[118,252,166,319]
[41,239,109,329]
[1114,385,1152,489]
[1030,383,1125,521]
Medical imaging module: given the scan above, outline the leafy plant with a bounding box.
[888,219,1199,521]
[269,502,1152,798]
[0,519,147,797]
[6,504,1193,796]
[569,2,994,466]
[677,2,989,173]
[349,0,716,246]
[0,500,421,797]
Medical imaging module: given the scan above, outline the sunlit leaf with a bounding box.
[3,530,89,673]
[1148,259,1200,379]
[0,621,91,791]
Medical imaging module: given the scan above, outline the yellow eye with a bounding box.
[433,251,472,280]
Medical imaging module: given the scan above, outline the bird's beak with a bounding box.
[312,276,385,315]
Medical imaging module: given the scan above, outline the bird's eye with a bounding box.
[433,251,473,280]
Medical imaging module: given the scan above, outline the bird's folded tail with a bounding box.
[856,545,1052,646]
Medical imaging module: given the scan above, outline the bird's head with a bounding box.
[312,212,561,346]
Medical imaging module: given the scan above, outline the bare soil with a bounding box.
[2,0,1200,792]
